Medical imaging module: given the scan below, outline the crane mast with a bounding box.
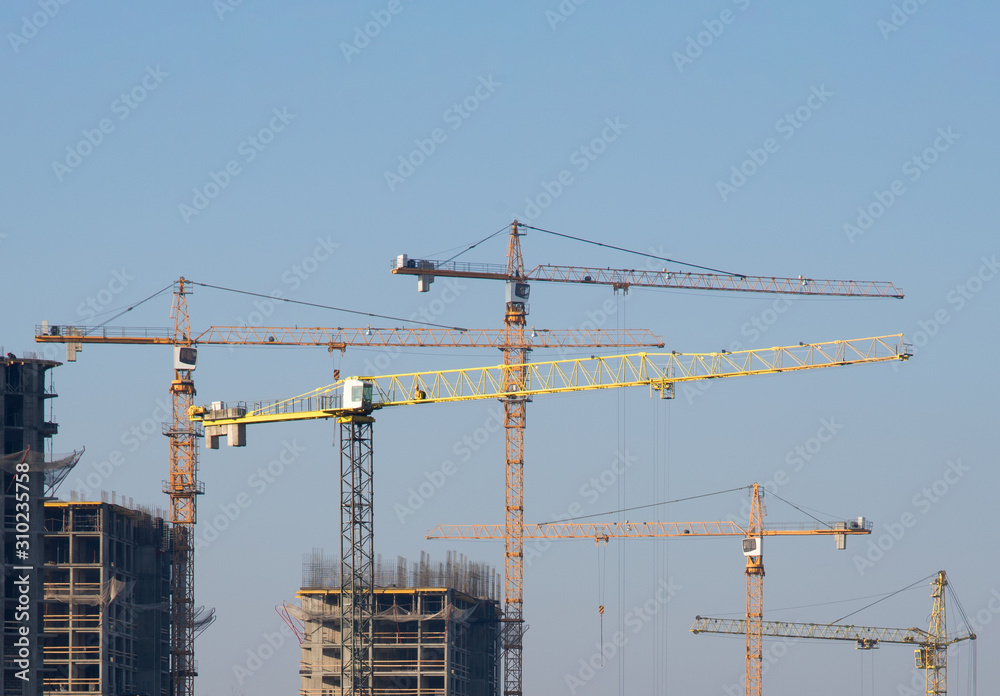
[745,483,766,696]
[926,570,949,696]
[502,221,528,695]
[166,278,201,695]
[339,415,375,695]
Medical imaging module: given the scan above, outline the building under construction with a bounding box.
[1,354,81,694]
[41,497,173,695]
[295,551,501,696]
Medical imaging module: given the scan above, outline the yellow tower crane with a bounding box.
[192,335,909,695]
[34,277,664,696]
[391,220,905,696]
[691,570,976,696]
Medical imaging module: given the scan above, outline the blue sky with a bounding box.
[2,2,997,694]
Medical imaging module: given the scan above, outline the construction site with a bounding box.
[0,219,983,696]
[4,2,997,694]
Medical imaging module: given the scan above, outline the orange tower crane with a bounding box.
[192,336,908,695]
[428,482,866,696]
[392,221,904,695]
[35,277,664,696]
[691,570,977,696]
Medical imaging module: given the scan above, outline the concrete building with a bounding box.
[1,354,61,695]
[296,551,501,696]
[41,498,172,695]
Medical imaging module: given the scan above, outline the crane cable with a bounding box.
[943,577,978,696]
[969,643,978,696]
[518,223,747,277]
[653,385,671,692]
[549,485,748,524]
[828,574,936,625]
[437,224,510,265]
[617,288,625,696]
[871,647,875,696]
[188,280,469,331]
[74,283,175,332]
[768,490,838,529]
[945,577,976,638]
[597,539,607,665]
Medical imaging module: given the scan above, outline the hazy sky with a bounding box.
[2,2,996,695]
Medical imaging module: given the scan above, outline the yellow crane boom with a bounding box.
[194,334,910,428]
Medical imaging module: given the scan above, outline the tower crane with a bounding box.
[429,483,867,696]
[35,277,663,696]
[392,220,905,695]
[191,335,909,695]
[691,570,976,696]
